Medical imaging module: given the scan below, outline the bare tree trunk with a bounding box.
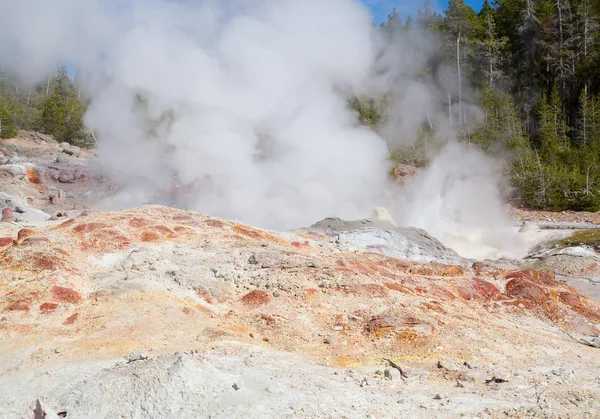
[427,112,434,131]
[489,52,493,89]
[25,87,31,111]
[586,166,590,194]
[556,0,565,93]
[486,16,495,89]
[22,86,32,128]
[584,0,589,57]
[583,92,587,146]
[593,95,596,126]
[456,33,462,127]
[46,77,51,96]
[583,0,592,92]
[535,150,546,204]
[448,94,452,126]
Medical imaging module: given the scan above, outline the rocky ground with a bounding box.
[1,134,599,418]
[508,204,600,226]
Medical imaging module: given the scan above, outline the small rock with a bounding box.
[519,222,540,233]
[385,367,402,381]
[456,381,465,388]
[359,377,373,387]
[318,280,331,288]
[56,155,69,164]
[232,383,241,391]
[126,353,149,363]
[324,334,337,345]
[1,208,16,223]
[61,143,82,157]
[272,290,280,297]
[433,394,443,400]
[58,172,75,183]
[581,336,600,348]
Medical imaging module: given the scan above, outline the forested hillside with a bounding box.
[2,0,600,212]
[358,0,600,211]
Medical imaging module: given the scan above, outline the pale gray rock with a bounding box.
[0,164,26,180]
[303,217,463,265]
[0,192,49,222]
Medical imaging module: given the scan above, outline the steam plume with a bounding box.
[0,0,527,259]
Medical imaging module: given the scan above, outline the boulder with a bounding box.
[58,172,75,183]
[0,192,49,222]
[60,142,82,157]
[306,217,461,264]
[0,164,27,180]
[56,155,69,164]
[527,246,600,281]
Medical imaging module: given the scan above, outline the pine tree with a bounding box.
[443,0,483,126]
[37,66,87,145]
[478,2,508,89]
[0,94,17,139]
[380,8,403,37]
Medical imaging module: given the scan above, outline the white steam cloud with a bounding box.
[0,0,527,259]
[391,142,528,260]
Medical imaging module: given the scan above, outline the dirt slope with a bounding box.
[0,206,599,417]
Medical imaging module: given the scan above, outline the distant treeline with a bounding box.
[0,66,90,146]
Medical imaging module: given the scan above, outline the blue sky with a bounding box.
[360,0,485,23]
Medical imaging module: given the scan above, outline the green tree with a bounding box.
[37,66,87,145]
[380,7,403,36]
[477,1,508,89]
[0,94,18,138]
[443,0,483,126]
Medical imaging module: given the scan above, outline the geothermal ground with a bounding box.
[1,133,599,418]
